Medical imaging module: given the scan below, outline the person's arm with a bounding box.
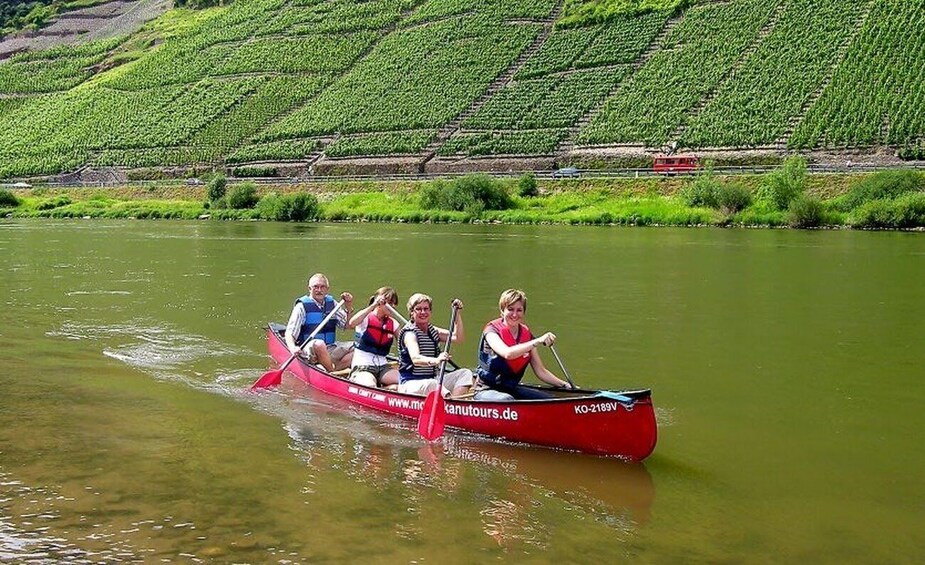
[529,348,571,388]
[436,298,465,344]
[336,292,354,329]
[348,296,382,329]
[484,330,556,360]
[285,303,305,354]
[403,330,447,368]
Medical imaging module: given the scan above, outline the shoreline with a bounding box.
[3,169,924,230]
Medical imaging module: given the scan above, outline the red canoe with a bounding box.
[266,324,658,460]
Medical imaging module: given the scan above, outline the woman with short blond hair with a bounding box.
[396,293,473,397]
[475,289,571,400]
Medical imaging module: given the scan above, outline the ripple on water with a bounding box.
[47,321,250,389]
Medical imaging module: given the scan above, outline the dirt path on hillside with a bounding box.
[0,0,170,59]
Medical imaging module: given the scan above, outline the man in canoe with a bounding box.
[474,289,572,400]
[285,273,354,372]
[397,293,474,397]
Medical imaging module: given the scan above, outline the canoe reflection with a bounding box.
[278,384,655,545]
[441,435,654,526]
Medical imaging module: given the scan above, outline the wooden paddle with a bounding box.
[250,299,346,390]
[417,302,459,441]
[549,344,576,389]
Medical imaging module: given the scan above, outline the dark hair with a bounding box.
[369,286,398,306]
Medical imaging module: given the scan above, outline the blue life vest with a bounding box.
[354,313,396,356]
[397,324,440,383]
[297,294,337,345]
[477,318,533,388]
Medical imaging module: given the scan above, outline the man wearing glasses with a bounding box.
[285,273,355,372]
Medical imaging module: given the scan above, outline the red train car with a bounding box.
[653,155,699,175]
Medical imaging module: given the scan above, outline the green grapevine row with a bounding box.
[681,0,868,148]
[578,0,779,146]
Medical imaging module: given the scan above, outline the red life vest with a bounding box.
[476,318,533,386]
[355,313,396,356]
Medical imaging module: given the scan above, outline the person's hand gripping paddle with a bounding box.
[250,299,346,390]
[417,301,460,441]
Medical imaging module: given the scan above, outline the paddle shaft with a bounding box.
[388,303,462,371]
[288,298,347,366]
[420,304,459,440]
[549,344,576,389]
[385,303,409,326]
[435,304,460,390]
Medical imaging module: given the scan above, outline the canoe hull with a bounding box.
[266,326,657,460]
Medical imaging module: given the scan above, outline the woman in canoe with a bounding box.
[348,287,401,388]
[474,289,572,400]
[397,293,473,397]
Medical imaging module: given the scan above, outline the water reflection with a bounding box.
[276,382,655,551]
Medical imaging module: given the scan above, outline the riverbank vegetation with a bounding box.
[3,163,924,229]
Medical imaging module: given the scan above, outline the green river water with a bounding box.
[1,219,923,563]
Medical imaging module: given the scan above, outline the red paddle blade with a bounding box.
[250,368,283,391]
[417,391,446,441]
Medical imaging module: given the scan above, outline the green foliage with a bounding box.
[419,174,513,214]
[787,195,824,228]
[558,0,688,27]
[206,175,227,203]
[0,188,19,207]
[680,164,751,214]
[581,0,778,146]
[682,0,867,148]
[757,156,807,210]
[227,182,258,209]
[174,0,231,9]
[438,130,567,156]
[233,166,277,178]
[518,173,539,197]
[325,131,435,158]
[3,0,925,174]
[898,142,925,161]
[839,170,925,211]
[36,194,72,210]
[680,165,721,208]
[848,192,925,229]
[256,192,319,221]
[790,2,925,150]
[716,182,752,215]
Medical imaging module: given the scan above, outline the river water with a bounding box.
[1,219,923,562]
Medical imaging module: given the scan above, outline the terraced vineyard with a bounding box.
[0,0,923,179]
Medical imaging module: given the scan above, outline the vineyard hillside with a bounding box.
[0,0,923,180]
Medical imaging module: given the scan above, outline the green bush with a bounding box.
[787,195,824,228]
[227,182,259,209]
[256,192,319,221]
[420,174,512,214]
[716,182,752,214]
[758,156,807,210]
[518,173,538,197]
[848,192,925,229]
[36,194,72,210]
[233,166,277,178]
[839,170,925,211]
[206,174,227,204]
[0,188,19,207]
[680,174,721,208]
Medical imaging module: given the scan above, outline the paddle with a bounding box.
[250,299,346,390]
[385,303,409,326]
[549,344,576,389]
[417,302,459,441]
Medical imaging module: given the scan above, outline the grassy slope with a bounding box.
[0,0,924,179]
